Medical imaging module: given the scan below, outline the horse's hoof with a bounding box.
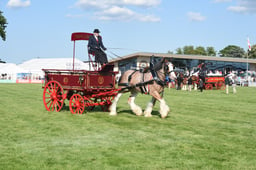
[109,112,117,116]
[161,115,167,119]
[136,112,143,116]
[133,109,143,116]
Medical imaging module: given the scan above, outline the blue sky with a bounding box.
[0,0,255,64]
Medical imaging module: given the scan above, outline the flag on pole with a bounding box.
[248,37,251,51]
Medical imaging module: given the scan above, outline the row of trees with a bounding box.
[169,44,256,59]
[0,11,7,41]
[0,11,8,63]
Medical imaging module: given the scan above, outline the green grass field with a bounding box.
[0,84,255,170]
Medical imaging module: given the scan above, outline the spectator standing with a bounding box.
[188,76,193,91]
[176,74,183,90]
[232,77,237,94]
[225,75,230,94]
[199,78,204,92]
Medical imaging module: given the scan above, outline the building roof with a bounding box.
[109,52,256,64]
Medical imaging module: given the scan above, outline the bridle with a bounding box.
[150,61,172,87]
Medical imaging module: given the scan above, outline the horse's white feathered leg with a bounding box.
[159,99,170,118]
[109,93,122,116]
[144,97,156,117]
[128,93,143,116]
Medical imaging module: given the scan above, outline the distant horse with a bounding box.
[109,58,175,118]
[190,75,197,89]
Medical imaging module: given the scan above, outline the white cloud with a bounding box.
[227,0,256,14]
[94,6,160,22]
[74,0,107,10]
[187,12,206,22]
[120,0,161,7]
[73,0,161,22]
[7,0,31,8]
[228,5,247,12]
[213,0,232,3]
[75,0,161,8]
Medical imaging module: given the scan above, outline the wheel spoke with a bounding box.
[47,86,53,93]
[45,91,52,96]
[57,94,62,98]
[56,101,61,109]
[46,99,52,105]
[48,100,53,108]
[75,107,79,114]
[79,107,83,114]
[52,100,55,111]
[71,100,76,105]
[50,83,53,91]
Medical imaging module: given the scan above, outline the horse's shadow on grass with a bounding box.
[61,105,166,118]
[117,109,162,118]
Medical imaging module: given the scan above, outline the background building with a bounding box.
[110,52,256,74]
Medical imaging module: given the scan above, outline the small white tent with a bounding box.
[0,63,28,80]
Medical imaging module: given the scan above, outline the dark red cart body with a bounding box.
[43,66,116,93]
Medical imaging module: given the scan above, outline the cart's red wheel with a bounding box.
[43,81,64,112]
[205,84,213,90]
[69,94,85,114]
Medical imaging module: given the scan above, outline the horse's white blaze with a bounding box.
[109,93,122,116]
[159,99,169,118]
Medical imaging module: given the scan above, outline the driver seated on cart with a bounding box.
[88,29,108,66]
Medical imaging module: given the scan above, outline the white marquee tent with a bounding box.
[0,58,91,82]
[18,58,90,79]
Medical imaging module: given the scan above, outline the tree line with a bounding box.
[0,11,7,41]
[169,44,256,59]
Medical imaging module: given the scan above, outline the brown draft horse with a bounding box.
[109,58,174,118]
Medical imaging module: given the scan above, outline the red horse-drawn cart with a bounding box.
[204,76,225,90]
[192,75,225,90]
[42,32,119,114]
